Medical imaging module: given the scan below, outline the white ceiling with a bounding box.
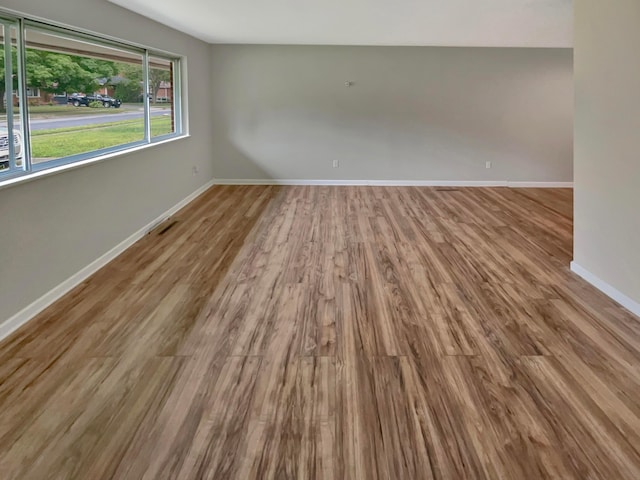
[108,0,573,48]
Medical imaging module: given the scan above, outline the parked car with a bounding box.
[68,93,122,108]
[0,128,23,171]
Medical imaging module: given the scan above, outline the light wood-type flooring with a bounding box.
[1,185,640,479]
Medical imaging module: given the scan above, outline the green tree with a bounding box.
[1,48,117,112]
[24,50,117,94]
[112,62,169,104]
[113,62,143,103]
[149,67,170,104]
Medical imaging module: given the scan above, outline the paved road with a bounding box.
[25,109,169,131]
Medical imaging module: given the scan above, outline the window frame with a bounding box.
[148,54,181,144]
[0,12,186,186]
[22,87,39,97]
[0,16,20,174]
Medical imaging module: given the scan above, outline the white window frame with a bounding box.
[25,87,40,98]
[0,11,186,187]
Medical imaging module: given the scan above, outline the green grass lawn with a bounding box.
[31,116,174,159]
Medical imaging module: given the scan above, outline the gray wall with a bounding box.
[574,0,640,304]
[210,45,573,182]
[0,0,214,322]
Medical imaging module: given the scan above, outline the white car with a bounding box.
[0,128,23,171]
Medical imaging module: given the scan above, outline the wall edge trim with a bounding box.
[213,178,573,188]
[570,261,640,317]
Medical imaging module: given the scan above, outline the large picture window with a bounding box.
[0,14,183,184]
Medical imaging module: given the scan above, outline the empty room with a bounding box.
[1,0,639,478]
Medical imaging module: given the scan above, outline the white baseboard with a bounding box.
[213,178,573,188]
[507,181,574,188]
[0,179,216,341]
[570,262,640,317]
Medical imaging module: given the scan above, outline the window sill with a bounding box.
[0,134,190,191]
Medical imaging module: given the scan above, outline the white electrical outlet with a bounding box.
[333,160,339,168]
[192,166,199,175]
[485,161,492,169]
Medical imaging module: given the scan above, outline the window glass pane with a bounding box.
[24,28,145,165]
[149,56,175,138]
[0,23,24,174]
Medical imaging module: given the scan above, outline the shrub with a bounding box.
[114,81,143,103]
[88,101,103,108]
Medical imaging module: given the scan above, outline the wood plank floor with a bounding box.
[1,185,639,479]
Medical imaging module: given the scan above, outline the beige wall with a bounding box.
[574,0,640,305]
[210,45,573,182]
[0,0,214,322]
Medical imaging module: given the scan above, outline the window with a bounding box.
[0,19,24,174]
[25,27,146,167]
[0,13,184,184]
[149,56,178,139]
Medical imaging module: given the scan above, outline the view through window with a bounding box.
[0,14,183,183]
[25,28,146,165]
[149,56,176,138]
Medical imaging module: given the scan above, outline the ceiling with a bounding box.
[108,0,573,48]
